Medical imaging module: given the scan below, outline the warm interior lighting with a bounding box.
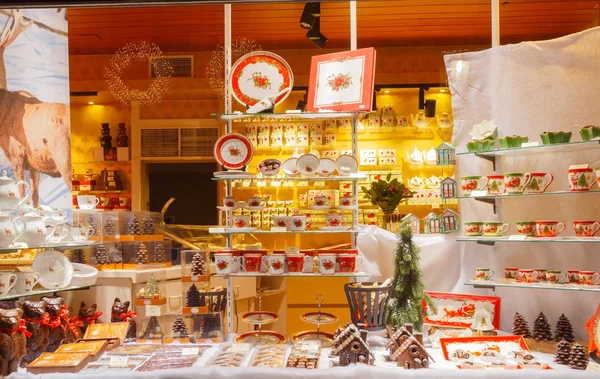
[88,101,94,105]
[440,89,447,93]
[383,90,390,94]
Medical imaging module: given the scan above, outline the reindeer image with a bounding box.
[0,10,71,206]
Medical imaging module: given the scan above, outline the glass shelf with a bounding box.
[212,111,363,121]
[465,280,600,293]
[214,272,370,278]
[209,228,364,235]
[213,174,366,181]
[0,242,100,254]
[457,139,600,157]
[458,236,600,244]
[457,189,600,200]
[0,284,102,302]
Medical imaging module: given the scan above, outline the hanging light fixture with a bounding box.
[300,2,320,29]
[306,18,328,48]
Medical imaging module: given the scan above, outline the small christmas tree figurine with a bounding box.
[142,215,155,235]
[104,218,116,236]
[135,243,149,264]
[532,312,553,341]
[141,316,164,339]
[186,284,202,307]
[70,249,86,264]
[154,243,167,263]
[512,312,532,338]
[111,245,123,264]
[172,315,189,338]
[93,245,110,265]
[191,252,206,276]
[126,216,142,235]
[87,215,98,236]
[568,343,589,370]
[577,174,588,189]
[143,274,160,298]
[554,338,571,365]
[554,313,575,342]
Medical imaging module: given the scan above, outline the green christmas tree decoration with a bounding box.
[543,225,550,234]
[490,181,499,192]
[577,174,588,188]
[528,179,539,191]
[171,315,189,338]
[577,225,585,235]
[144,274,161,298]
[386,219,435,330]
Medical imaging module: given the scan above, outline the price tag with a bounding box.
[271,227,287,232]
[297,181,309,187]
[285,247,300,255]
[432,203,441,209]
[257,181,267,187]
[521,142,540,147]
[146,305,161,317]
[242,181,251,188]
[232,343,251,353]
[283,181,294,187]
[109,356,129,368]
[270,181,281,187]
[182,347,199,356]
[470,191,488,197]
[209,227,225,234]
[508,235,527,241]
[314,181,326,187]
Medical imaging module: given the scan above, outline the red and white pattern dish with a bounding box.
[316,158,336,176]
[214,133,253,170]
[335,155,358,175]
[297,154,320,175]
[282,157,300,177]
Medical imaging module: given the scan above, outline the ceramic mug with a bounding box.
[14,271,39,293]
[573,220,600,237]
[567,270,580,284]
[100,196,112,208]
[272,216,289,229]
[461,176,488,195]
[596,165,600,188]
[71,226,94,242]
[525,172,554,194]
[533,269,548,282]
[568,168,595,192]
[545,270,566,284]
[214,252,239,275]
[248,197,262,208]
[223,197,236,208]
[464,222,484,236]
[46,225,69,243]
[486,175,505,195]
[288,215,307,231]
[262,253,286,275]
[504,267,519,280]
[517,269,537,283]
[338,254,363,273]
[318,253,337,275]
[287,254,313,273]
[0,271,17,296]
[340,196,356,207]
[313,196,329,207]
[232,215,251,228]
[326,214,349,228]
[240,253,262,273]
[483,222,510,236]
[119,196,130,208]
[536,220,565,237]
[77,195,100,210]
[475,268,494,280]
[516,221,536,236]
[579,271,600,285]
[503,172,531,194]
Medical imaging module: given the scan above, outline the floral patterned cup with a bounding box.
[262,253,286,275]
[567,270,580,284]
[545,270,566,284]
[326,214,349,228]
[223,196,236,208]
[533,269,548,282]
[536,220,565,237]
[461,176,488,195]
[314,196,329,207]
[568,168,595,192]
[287,254,312,273]
[465,222,484,236]
[486,175,505,195]
[248,197,262,207]
[240,253,262,273]
[504,267,519,280]
[503,173,531,194]
[340,196,357,207]
[525,173,554,194]
[232,215,251,228]
[272,216,289,229]
[214,252,239,275]
[483,222,510,236]
[578,271,600,285]
[288,215,307,231]
[516,221,536,236]
[318,253,337,275]
[0,271,17,296]
[517,269,537,283]
[573,220,600,237]
[475,268,494,280]
[338,254,364,273]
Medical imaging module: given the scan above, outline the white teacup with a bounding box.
[72,226,94,242]
[0,271,17,296]
[318,253,337,275]
[77,195,100,210]
[14,271,39,294]
[46,225,70,244]
[214,252,239,275]
[232,215,251,228]
[288,215,307,231]
[272,216,289,229]
[313,196,329,207]
[326,214,349,228]
[248,197,262,208]
[262,253,286,275]
[339,196,357,207]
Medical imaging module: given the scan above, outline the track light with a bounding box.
[306,18,328,48]
[300,2,320,29]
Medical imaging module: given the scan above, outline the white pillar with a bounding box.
[491,0,500,47]
[350,1,357,50]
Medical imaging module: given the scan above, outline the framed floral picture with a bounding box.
[307,47,376,112]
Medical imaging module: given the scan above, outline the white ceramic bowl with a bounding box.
[32,249,73,289]
[297,154,320,175]
[282,157,300,177]
[258,159,281,176]
[335,155,358,175]
[70,263,98,287]
[316,158,336,176]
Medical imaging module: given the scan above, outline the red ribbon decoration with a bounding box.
[111,310,137,322]
[24,312,52,327]
[67,315,84,338]
[1,319,33,338]
[83,311,103,325]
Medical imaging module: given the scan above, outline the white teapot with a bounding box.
[422,147,437,164]
[425,175,441,189]
[436,112,453,129]
[0,171,30,211]
[408,176,425,189]
[410,110,433,129]
[14,212,56,247]
[0,212,24,248]
[406,147,424,164]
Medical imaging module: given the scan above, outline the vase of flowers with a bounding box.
[361,173,414,215]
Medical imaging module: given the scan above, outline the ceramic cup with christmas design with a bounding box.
[232,215,251,228]
[475,268,494,280]
[248,197,262,208]
[325,214,349,228]
[461,176,488,195]
[464,222,484,236]
[77,195,100,210]
[318,252,336,275]
[483,221,510,236]
[0,270,17,296]
[525,172,553,194]
[545,270,566,284]
[71,226,94,242]
[567,270,580,284]
[573,220,600,237]
[272,216,289,229]
[596,165,600,187]
[313,196,329,207]
[339,196,357,207]
[286,254,312,273]
[486,175,505,195]
[536,220,565,237]
[223,196,236,208]
[516,221,536,236]
[533,269,548,282]
[568,167,595,191]
[262,253,286,275]
[504,267,519,280]
[46,224,69,243]
[578,271,600,285]
[516,269,537,283]
[338,254,363,273]
[240,253,262,273]
[503,172,531,195]
[14,271,39,293]
[214,252,239,275]
[288,215,307,231]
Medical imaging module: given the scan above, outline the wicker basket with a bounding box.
[200,289,227,312]
[344,282,392,331]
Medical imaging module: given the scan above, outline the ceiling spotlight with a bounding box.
[306,18,328,48]
[440,89,447,93]
[300,2,320,29]
[88,101,94,105]
[383,90,390,94]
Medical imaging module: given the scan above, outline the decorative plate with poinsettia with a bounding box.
[214,133,254,170]
[230,51,293,107]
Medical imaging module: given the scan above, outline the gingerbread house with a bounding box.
[388,325,433,369]
[330,324,374,366]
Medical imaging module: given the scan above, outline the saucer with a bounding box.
[225,227,257,232]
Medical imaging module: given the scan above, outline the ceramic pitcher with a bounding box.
[0,212,25,248]
[0,170,30,211]
[14,213,56,247]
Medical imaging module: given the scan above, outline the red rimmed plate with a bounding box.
[241,311,279,325]
[230,51,293,107]
[234,330,287,345]
[291,330,335,347]
[440,335,529,361]
[300,311,338,325]
[214,133,253,170]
